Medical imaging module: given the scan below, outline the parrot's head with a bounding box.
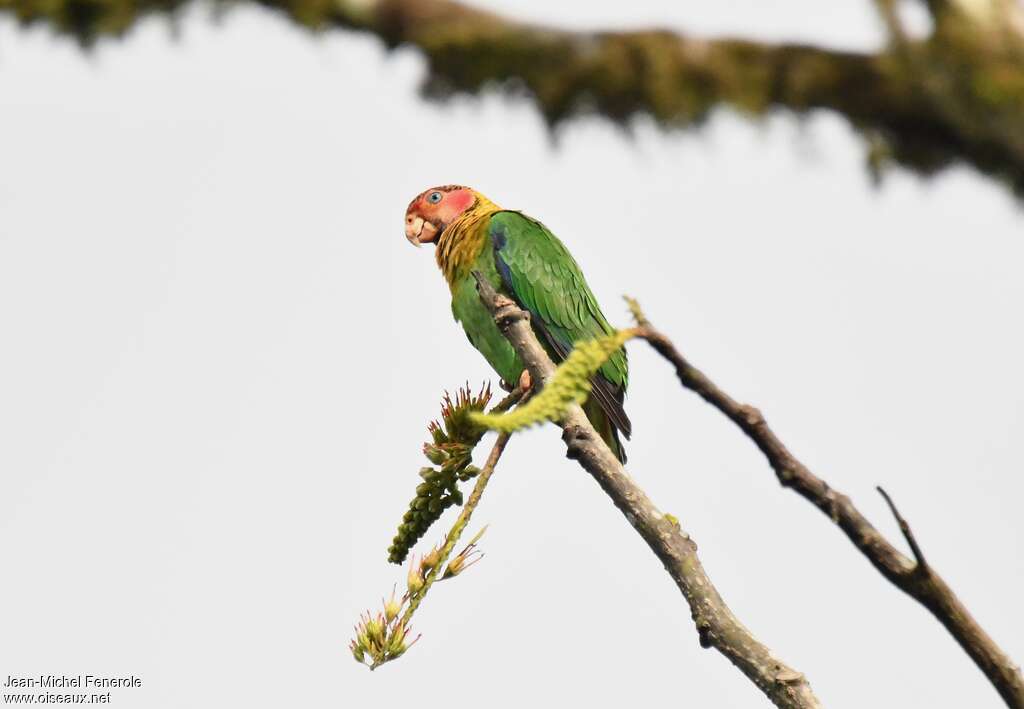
[404,185,479,246]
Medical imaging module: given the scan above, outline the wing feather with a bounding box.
[488,211,631,439]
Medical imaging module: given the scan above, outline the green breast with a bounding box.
[450,245,524,384]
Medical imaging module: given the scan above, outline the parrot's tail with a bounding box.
[583,396,627,464]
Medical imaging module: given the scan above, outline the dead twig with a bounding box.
[627,300,1023,709]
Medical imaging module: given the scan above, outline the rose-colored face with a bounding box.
[404,186,476,246]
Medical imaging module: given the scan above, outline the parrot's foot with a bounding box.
[500,369,533,394]
[517,369,533,393]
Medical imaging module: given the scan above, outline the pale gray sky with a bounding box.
[1,3,1021,708]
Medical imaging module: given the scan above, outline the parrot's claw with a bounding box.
[499,370,533,393]
[517,369,533,393]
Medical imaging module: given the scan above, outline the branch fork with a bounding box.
[629,303,1023,709]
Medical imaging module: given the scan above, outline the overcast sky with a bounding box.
[1,2,1022,708]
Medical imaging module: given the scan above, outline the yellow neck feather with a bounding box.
[436,193,502,288]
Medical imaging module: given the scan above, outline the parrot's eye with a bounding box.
[428,191,443,204]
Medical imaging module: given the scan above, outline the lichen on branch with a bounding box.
[3,0,1024,196]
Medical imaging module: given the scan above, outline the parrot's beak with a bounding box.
[405,214,439,246]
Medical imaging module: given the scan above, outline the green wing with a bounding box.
[488,210,630,438]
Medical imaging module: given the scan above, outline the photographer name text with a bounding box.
[3,677,141,690]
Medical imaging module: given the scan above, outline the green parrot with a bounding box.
[404,185,630,462]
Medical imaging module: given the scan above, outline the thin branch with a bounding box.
[472,273,823,709]
[626,299,1024,709]
[491,386,527,414]
[876,486,928,570]
[355,387,524,670]
[399,430,511,624]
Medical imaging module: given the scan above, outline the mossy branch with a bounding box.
[4,0,1024,196]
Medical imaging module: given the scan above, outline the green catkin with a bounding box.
[470,330,635,433]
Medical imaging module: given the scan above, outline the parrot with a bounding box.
[404,185,630,462]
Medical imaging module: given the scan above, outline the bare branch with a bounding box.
[875,486,928,571]
[472,273,823,709]
[628,303,1024,709]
